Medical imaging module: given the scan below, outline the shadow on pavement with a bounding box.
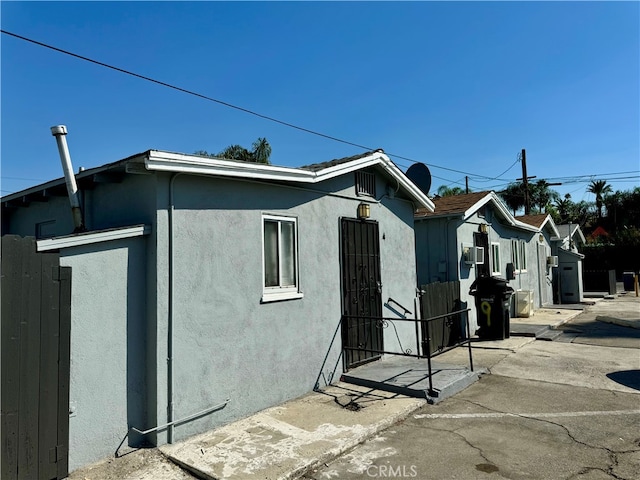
[559,319,640,339]
[606,370,640,391]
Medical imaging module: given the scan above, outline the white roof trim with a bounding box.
[554,224,586,244]
[462,192,515,224]
[539,215,560,238]
[145,150,435,210]
[37,224,151,252]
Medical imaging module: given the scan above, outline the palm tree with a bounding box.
[436,185,467,197]
[555,194,573,224]
[195,138,272,164]
[499,182,526,215]
[587,180,612,222]
[251,137,272,165]
[530,180,560,213]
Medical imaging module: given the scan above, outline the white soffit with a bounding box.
[37,224,151,252]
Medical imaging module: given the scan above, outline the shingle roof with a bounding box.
[415,191,493,218]
[515,214,549,228]
[300,150,384,172]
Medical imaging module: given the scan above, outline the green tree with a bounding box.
[499,182,526,215]
[587,179,612,222]
[530,180,559,213]
[436,185,467,197]
[553,194,573,224]
[195,137,272,164]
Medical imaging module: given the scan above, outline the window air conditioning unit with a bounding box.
[547,255,559,268]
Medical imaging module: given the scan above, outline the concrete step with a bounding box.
[510,324,549,338]
[341,356,485,404]
[535,329,564,341]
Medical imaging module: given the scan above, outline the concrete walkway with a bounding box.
[67,294,639,480]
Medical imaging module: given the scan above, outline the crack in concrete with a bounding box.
[409,422,496,468]
[459,398,633,480]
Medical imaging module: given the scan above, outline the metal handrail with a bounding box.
[130,399,229,436]
[341,308,473,398]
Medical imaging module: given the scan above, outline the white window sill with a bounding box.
[261,290,304,303]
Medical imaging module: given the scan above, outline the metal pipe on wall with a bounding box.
[51,125,84,231]
[166,172,183,443]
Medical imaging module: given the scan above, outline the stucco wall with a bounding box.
[3,166,421,466]
[3,174,156,238]
[416,206,555,333]
[60,236,147,471]
[153,171,420,443]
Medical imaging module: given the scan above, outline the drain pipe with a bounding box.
[51,125,85,232]
[166,172,183,443]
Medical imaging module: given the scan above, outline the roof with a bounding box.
[555,224,586,244]
[414,191,564,235]
[2,149,435,211]
[515,213,560,238]
[300,150,383,172]
[415,191,530,228]
[514,214,548,229]
[415,191,493,218]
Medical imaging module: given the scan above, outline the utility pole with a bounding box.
[516,149,536,215]
[521,149,530,215]
[465,176,469,194]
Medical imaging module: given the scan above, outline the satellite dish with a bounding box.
[406,163,432,195]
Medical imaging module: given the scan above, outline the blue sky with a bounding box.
[2,1,639,203]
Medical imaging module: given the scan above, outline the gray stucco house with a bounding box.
[414,192,560,334]
[1,148,434,472]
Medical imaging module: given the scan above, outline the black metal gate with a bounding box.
[1,235,71,480]
[420,281,465,355]
[340,219,383,369]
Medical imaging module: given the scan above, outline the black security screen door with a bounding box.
[340,219,383,369]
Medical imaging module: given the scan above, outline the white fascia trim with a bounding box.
[37,224,151,252]
[380,154,435,211]
[574,226,586,244]
[146,151,316,183]
[318,151,433,210]
[540,216,560,238]
[512,219,542,233]
[145,150,435,210]
[462,192,514,224]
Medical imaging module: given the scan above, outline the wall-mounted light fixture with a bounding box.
[357,203,370,219]
[539,234,544,243]
[479,224,488,234]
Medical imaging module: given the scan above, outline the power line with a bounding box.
[1,29,504,181]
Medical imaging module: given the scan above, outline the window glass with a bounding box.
[264,220,279,287]
[281,221,296,286]
[520,240,527,270]
[511,240,519,271]
[491,243,500,275]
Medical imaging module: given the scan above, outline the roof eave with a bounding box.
[145,150,435,210]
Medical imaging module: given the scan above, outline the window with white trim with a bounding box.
[491,243,501,276]
[511,239,527,273]
[511,240,519,271]
[519,239,527,271]
[262,215,302,302]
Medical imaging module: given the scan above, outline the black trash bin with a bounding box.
[623,272,635,292]
[469,276,515,340]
